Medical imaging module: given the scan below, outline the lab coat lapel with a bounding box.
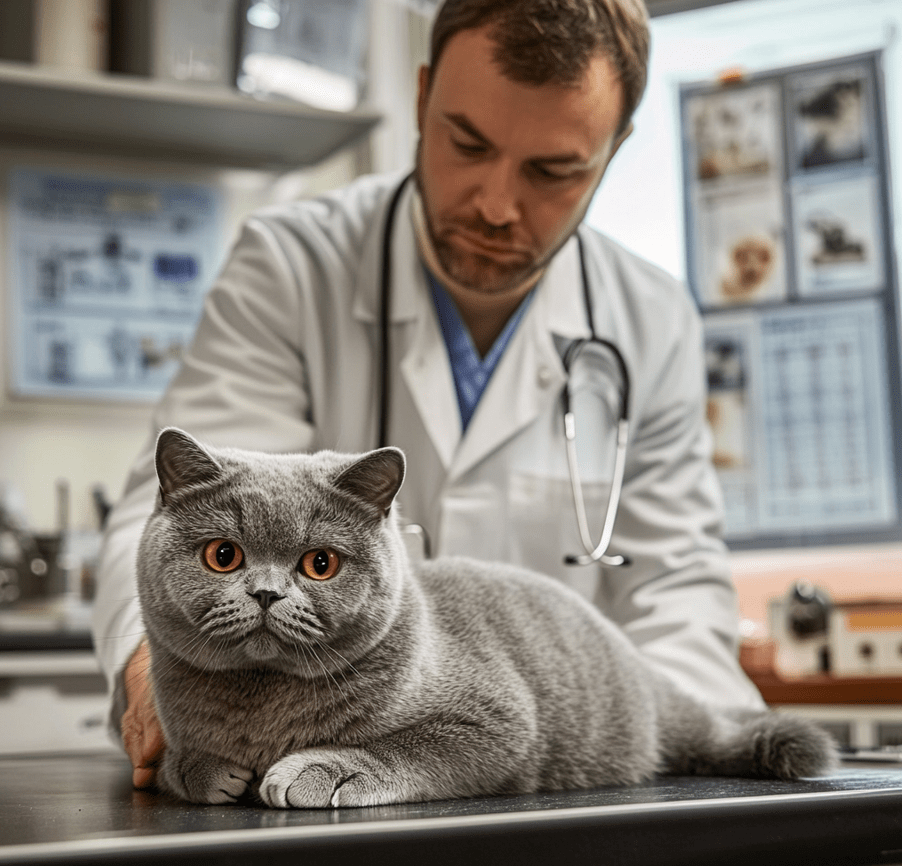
[352,180,459,468]
[399,293,460,470]
[450,235,590,482]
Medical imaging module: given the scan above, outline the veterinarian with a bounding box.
[93,0,765,790]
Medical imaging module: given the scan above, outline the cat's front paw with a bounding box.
[259,748,395,808]
[159,751,254,804]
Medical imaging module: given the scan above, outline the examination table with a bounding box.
[1,753,901,865]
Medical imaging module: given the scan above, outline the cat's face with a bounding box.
[137,429,407,675]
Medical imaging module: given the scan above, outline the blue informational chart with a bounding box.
[7,168,223,402]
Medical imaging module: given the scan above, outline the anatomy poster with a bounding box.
[7,168,223,401]
[682,52,900,547]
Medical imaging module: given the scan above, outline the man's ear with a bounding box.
[416,64,431,134]
[608,122,634,165]
[594,122,635,190]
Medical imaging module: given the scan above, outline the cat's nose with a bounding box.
[248,589,285,610]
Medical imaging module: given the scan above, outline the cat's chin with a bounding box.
[240,630,286,662]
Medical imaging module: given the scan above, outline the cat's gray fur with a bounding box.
[137,428,836,807]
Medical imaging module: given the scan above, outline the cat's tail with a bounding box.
[660,696,838,781]
[717,712,837,780]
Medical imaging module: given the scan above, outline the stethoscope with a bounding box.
[377,174,631,568]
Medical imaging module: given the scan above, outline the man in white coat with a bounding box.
[94,0,764,790]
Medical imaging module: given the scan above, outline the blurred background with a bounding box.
[0,0,899,757]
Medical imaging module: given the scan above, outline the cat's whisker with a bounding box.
[171,629,239,712]
[148,631,213,683]
[96,626,147,640]
[292,642,320,706]
[313,640,361,680]
[267,610,325,648]
[277,635,323,715]
[166,617,232,678]
[196,601,247,632]
[290,610,326,637]
[307,643,350,703]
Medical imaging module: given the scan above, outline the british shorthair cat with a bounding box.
[136,428,835,807]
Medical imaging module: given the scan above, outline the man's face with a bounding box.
[416,26,628,295]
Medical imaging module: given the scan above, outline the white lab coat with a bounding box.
[92,171,763,730]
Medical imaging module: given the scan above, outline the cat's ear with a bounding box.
[155,427,223,505]
[333,447,405,517]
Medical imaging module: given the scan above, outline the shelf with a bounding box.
[741,642,902,705]
[0,630,93,654]
[748,670,902,706]
[0,649,99,678]
[0,61,381,170]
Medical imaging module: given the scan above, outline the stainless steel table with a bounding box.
[1,753,901,865]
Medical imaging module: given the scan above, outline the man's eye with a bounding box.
[531,165,573,182]
[452,138,486,155]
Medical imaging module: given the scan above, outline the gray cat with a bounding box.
[136,427,835,808]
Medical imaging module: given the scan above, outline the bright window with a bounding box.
[587,0,902,284]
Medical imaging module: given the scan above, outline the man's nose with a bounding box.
[473,161,520,229]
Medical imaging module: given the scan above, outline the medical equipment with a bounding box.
[377,174,631,568]
[561,337,630,568]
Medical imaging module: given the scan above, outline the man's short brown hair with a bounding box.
[428,0,649,136]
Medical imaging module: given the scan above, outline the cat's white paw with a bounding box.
[161,753,254,804]
[259,748,393,808]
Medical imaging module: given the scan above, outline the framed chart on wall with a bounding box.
[6,168,223,402]
[680,52,902,549]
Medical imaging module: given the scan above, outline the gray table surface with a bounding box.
[1,752,902,865]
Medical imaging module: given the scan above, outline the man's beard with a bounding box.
[414,153,541,295]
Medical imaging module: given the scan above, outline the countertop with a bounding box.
[1,753,902,865]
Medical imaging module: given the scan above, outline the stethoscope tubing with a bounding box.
[377,172,414,451]
[560,331,632,567]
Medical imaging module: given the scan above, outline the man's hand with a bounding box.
[121,639,165,789]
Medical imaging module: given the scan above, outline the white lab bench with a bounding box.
[0,637,114,755]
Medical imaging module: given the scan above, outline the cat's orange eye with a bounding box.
[299,548,340,581]
[203,539,244,573]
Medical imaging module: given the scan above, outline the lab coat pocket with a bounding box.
[437,482,506,562]
[508,472,610,599]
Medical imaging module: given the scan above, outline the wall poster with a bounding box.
[7,168,223,402]
[681,53,901,548]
